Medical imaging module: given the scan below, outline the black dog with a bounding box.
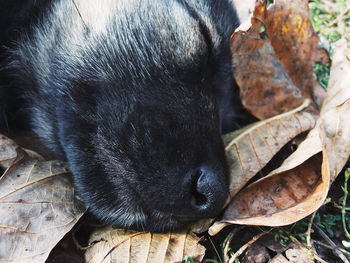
[0,0,241,232]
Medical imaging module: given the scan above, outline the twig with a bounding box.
[228,232,267,263]
[327,7,350,27]
[314,224,350,263]
[307,211,317,248]
[222,227,243,262]
[342,169,350,239]
[313,240,350,257]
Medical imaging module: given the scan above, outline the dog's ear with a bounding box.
[217,78,257,134]
[217,78,240,134]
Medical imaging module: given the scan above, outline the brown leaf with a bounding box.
[85,227,205,263]
[231,0,329,120]
[0,134,86,263]
[223,99,316,198]
[265,0,329,99]
[212,154,322,232]
[209,39,350,235]
[285,248,314,263]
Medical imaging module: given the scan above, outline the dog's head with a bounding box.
[63,59,234,231]
[25,0,240,232]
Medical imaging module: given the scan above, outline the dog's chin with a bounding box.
[96,206,194,233]
[87,194,211,232]
[127,217,189,233]
[114,211,196,233]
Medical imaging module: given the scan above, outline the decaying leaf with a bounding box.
[264,0,329,98]
[223,99,317,198]
[231,0,329,120]
[210,39,350,235]
[0,135,86,263]
[85,227,205,263]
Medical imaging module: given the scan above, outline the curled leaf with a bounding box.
[224,99,317,198]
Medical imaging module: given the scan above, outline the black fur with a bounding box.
[0,0,240,232]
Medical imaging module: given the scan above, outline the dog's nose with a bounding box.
[187,166,228,218]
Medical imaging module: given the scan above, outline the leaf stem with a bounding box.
[307,211,317,248]
[228,232,267,263]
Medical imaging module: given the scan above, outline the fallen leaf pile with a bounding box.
[0,0,349,262]
[222,99,317,199]
[210,38,350,235]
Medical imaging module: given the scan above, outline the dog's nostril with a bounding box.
[188,166,228,217]
[190,170,207,207]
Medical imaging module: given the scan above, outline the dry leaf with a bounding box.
[265,0,329,99]
[0,134,86,263]
[213,154,322,229]
[223,99,317,198]
[285,248,314,263]
[85,227,205,263]
[210,39,350,235]
[231,0,328,120]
